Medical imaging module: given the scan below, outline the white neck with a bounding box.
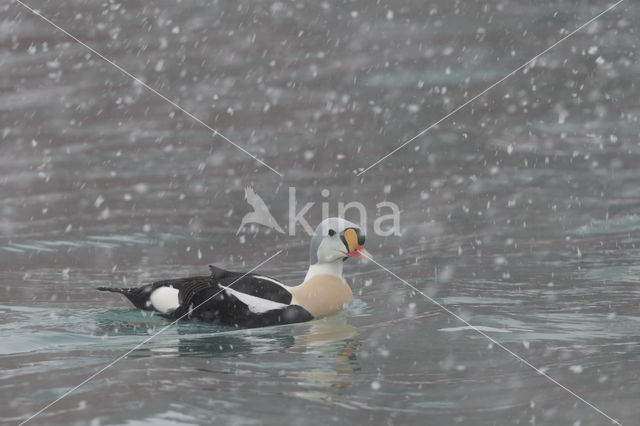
[304,260,344,282]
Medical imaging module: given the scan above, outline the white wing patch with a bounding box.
[150,286,180,314]
[222,285,288,314]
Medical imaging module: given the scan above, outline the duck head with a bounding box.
[309,217,369,265]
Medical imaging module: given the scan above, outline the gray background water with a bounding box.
[1,0,639,424]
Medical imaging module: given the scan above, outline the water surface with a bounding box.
[1,0,639,425]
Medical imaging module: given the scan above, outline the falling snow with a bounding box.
[1,0,637,424]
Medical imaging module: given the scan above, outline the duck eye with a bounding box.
[328,229,336,236]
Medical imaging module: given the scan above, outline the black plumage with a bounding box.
[97,265,312,328]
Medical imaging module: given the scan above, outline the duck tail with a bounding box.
[97,286,153,311]
[97,286,127,294]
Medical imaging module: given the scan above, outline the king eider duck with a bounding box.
[97,218,368,328]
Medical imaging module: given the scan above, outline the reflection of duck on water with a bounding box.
[102,309,362,405]
[285,316,360,405]
[154,313,359,359]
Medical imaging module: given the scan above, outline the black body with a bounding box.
[97,265,313,328]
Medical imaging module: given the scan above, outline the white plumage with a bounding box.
[222,285,288,314]
[149,286,180,314]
